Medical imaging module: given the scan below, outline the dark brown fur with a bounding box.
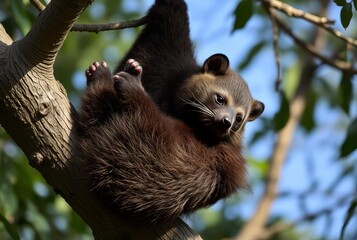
[75,0,263,224]
[76,60,247,224]
[116,0,264,146]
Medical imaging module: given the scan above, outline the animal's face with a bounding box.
[183,78,264,142]
[178,54,264,143]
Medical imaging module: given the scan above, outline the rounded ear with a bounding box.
[247,100,264,122]
[202,54,229,75]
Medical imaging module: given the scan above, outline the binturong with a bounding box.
[75,0,264,225]
[115,0,264,146]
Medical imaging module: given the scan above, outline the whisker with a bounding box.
[179,97,215,120]
[192,96,215,114]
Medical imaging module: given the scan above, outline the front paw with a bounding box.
[85,61,112,86]
[124,59,143,79]
[113,59,144,93]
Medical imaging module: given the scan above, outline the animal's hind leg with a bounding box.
[113,59,144,98]
[76,61,119,136]
[85,61,112,86]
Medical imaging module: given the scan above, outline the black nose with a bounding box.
[222,117,232,129]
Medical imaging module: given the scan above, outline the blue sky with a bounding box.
[72,0,357,238]
[166,0,357,238]
[1,0,355,238]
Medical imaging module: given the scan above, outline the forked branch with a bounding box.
[261,0,357,47]
[1,0,200,238]
[29,0,148,32]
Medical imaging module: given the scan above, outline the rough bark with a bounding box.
[235,1,330,239]
[0,0,201,239]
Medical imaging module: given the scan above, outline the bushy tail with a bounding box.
[115,0,194,73]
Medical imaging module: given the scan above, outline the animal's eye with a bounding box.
[236,114,243,124]
[215,94,225,105]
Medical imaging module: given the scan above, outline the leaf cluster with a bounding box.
[333,0,357,29]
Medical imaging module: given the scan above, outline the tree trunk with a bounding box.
[0,0,201,239]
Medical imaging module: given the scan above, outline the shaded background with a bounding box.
[0,0,356,239]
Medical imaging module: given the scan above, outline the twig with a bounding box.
[29,0,148,33]
[29,0,45,11]
[261,0,357,47]
[235,86,311,240]
[261,0,334,25]
[235,2,330,239]
[323,25,357,47]
[260,193,354,239]
[275,17,357,74]
[265,4,281,91]
[70,17,148,32]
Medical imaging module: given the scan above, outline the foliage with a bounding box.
[230,0,357,239]
[1,0,357,239]
[0,0,139,239]
[233,0,254,30]
[333,0,357,28]
[341,199,357,240]
[0,135,91,239]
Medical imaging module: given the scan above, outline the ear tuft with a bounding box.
[202,54,229,76]
[247,100,264,122]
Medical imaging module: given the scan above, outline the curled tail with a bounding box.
[116,0,193,73]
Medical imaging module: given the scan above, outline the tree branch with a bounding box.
[235,1,330,239]
[71,16,148,32]
[0,0,202,238]
[19,0,92,66]
[260,0,357,77]
[261,0,357,47]
[235,84,312,240]
[29,0,45,11]
[261,0,334,25]
[320,25,357,48]
[29,0,147,33]
[0,25,12,45]
[265,5,281,91]
[260,193,354,239]
[275,17,357,74]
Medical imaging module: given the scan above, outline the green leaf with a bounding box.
[353,0,357,11]
[248,117,270,145]
[272,91,290,131]
[300,89,316,132]
[233,0,254,30]
[283,61,301,100]
[340,199,357,240]
[338,73,353,114]
[0,213,20,240]
[319,77,339,107]
[340,3,353,29]
[334,0,347,6]
[238,41,265,70]
[340,118,357,158]
[10,0,32,35]
[247,158,269,176]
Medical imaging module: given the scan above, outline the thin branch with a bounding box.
[261,0,357,47]
[275,16,357,74]
[29,0,45,11]
[7,1,200,238]
[235,2,330,239]
[265,4,281,91]
[260,193,354,239]
[236,92,305,240]
[322,25,357,47]
[29,0,147,33]
[1,7,202,240]
[21,0,92,65]
[0,24,13,45]
[70,16,148,32]
[235,67,315,240]
[261,0,334,25]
